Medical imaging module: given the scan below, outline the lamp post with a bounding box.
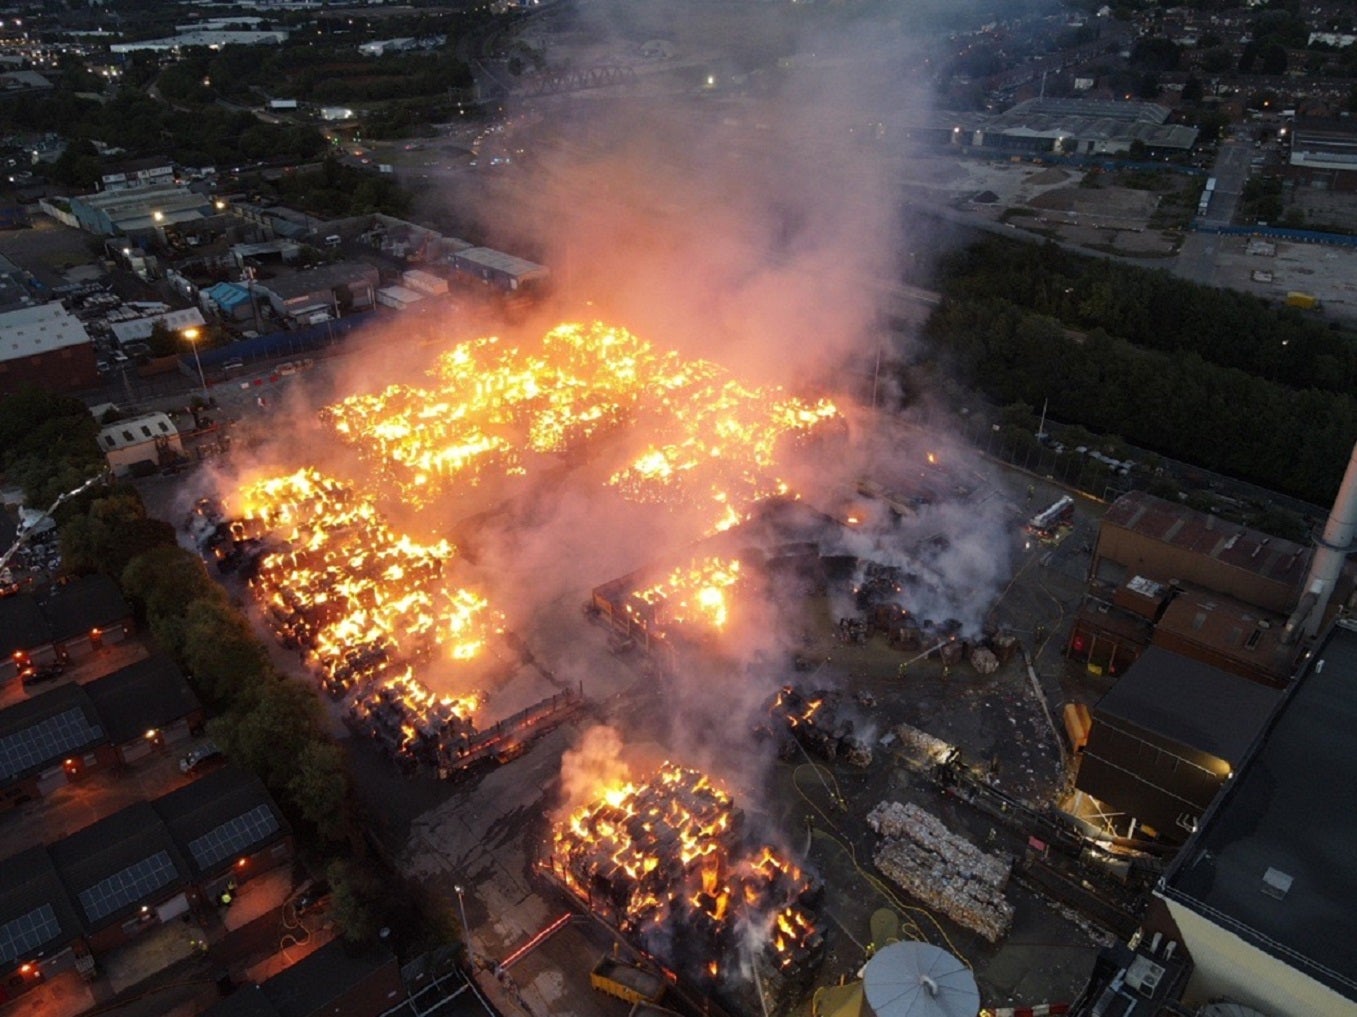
[453,884,473,965]
[183,327,208,401]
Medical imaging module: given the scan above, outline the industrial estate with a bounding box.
[2,2,1357,1017]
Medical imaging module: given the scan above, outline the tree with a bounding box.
[180,598,272,705]
[121,546,218,655]
[59,490,176,578]
[326,859,384,945]
[0,388,105,506]
[47,139,102,189]
[216,678,323,794]
[286,741,353,845]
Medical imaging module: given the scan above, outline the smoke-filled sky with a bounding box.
[198,0,1024,777]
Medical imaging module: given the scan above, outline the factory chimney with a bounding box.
[1285,440,1357,642]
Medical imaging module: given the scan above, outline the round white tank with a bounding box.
[862,941,980,1017]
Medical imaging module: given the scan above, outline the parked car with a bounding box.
[179,742,225,774]
[19,663,64,688]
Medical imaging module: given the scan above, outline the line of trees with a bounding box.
[0,388,455,953]
[918,238,1357,506]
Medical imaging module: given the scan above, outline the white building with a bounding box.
[97,412,183,477]
[401,269,448,296]
[376,285,425,311]
[108,308,207,349]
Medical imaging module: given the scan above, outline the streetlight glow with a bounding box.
[453,884,472,964]
[184,328,208,401]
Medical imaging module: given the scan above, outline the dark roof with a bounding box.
[1160,621,1357,1003]
[0,847,83,968]
[257,940,398,1017]
[83,655,201,744]
[36,575,131,644]
[0,683,104,786]
[0,593,49,658]
[47,802,191,932]
[200,985,282,1017]
[1095,646,1281,762]
[260,262,378,301]
[154,766,286,878]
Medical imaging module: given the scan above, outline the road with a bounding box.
[1175,132,1254,287]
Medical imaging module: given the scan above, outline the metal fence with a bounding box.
[1189,220,1357,248]
[181,311,380,373]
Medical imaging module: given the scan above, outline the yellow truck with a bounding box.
[1285,291,1319,310]
[590,956,666,1006]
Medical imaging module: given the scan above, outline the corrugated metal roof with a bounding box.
[1102,491,1309,589]
[0,302,93,362]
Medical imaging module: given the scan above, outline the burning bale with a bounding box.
[217,467,525,774]
[320,322,843,532]
[867,800,1014,943]
[765,685,872,767]
[543,763,824,1006]
[590,551,759,663]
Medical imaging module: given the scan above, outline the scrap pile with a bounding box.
[320,321,842,532]
[230,468,497,771]
[544,764,824,994]
[867,800,1014,943]
[765,685,872,767]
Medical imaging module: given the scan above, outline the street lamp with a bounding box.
[183,327,208,400]
[453,884,473,965]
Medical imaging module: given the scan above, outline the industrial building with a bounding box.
[1067,491,1315,686]
[255,262,380,325]
[202,281,256,322]
[967,98,1199,158]
[1286,116,1357,192]
[0,766,292,981]
[99,160,175,194]
[1091,492,1309,616]
[444,246,549,293]
[0,655,202,814]
[98,412,184,477]
[107,307,206,349]
[68,184,215,237]
[1156,619,1357,1015]
[0,575,134,683]
[0,302,99,398]
[1073,646,1280,842]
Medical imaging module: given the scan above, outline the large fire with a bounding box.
[320,322,840,531]
[228,467,498,766]
[543,763,824,987]
[628,556,744,633]
[212,321,837,773]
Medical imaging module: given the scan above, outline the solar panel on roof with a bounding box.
[76,850,178,923]
[0,904,60,965]
[0,709,103,781]
[187,804,279,870]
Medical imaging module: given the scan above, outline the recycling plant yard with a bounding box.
[184,318,1125,1016]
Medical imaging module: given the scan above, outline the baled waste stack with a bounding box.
[867,800,1014,943]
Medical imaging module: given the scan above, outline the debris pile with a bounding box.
[765,685,873,767]
[544,763,824,995]
[867,800,1014,943]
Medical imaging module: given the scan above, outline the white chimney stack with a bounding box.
[1296,440,1357,638]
